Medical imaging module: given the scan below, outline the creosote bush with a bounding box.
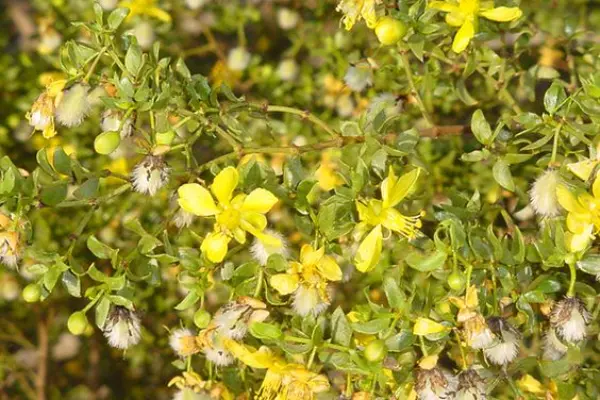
[3,0,600,399]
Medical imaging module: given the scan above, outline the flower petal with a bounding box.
[479,7,522,22]
[242,188,279,213]
[300,244,324,267]
[413,317,448,336]
[593,177,600,199]
[178,184,218,216]
[452,19,475,53]
[270,273,299,295]
[200,231,230,263]
[317,256,342,282]
[382,168,420,208]
[211,167,239,205]
[354,225,383,273]
[428,1,460,13]
[146,6,172,23]
[223,339,274,369]
[556,185,581,213]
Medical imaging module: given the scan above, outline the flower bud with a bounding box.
[55,83,91,128]
[22,283,41,303]
[67,311,89,336]
[94,131,122,155]
[374,17,407,46]
[364,339,387,362]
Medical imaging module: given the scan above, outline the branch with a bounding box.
[35,311,50,400]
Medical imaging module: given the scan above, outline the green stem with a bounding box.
[66,207,96,257]
[57,183,132,208]
[550,122,563,166]
[400,52,433,126]
[567,261,577,297]
[265,105,341,138]
[82,47,107,83]
[82,291,104,313]
[306,346,317,369]
[253,267,264,298]
[418,336,428,356]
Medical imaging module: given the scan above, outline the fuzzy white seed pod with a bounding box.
[292,285,330,317]
[102,306,141,350]
[173,388,208,400]
[344,64,373,92]
[542,328,568,360]
[250,229,289,266]
[203,344,234,366]
[455,369,486,400]
[529,170,561,217]
[185,0,208,10]
[277,59,299,82]
[101,110,134,139]
[277,8,300,30]
[550,296,591,343]
[55,84,91,128]
[227,47,251,72]
[131,155,170,196]
[415,367,457,400]
[169,328,198,357]
[483,317,520,366]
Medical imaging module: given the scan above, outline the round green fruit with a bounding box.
[22,283,41,303]
[447,271,466,291]
[374,17,407,46]
[364,339,388,362]
[94,131,121,155]
[67,311,88,336]
[194,309,211,329]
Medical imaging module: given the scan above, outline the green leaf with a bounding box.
[470,109,492,145]
[87,236,115,259]
[175,291,200,311]
[53,148,72,175]
[40,182,68,206]
[175,58,191,80]
[317,195,355,241]
[61,270,81,297]
[95,297,110,329]
[107,8,129,30]
[544,81,567,115]
[331,307,352,347]
[382,276,405,309]
[405,249,447,272]
[249,322,283,340]
[266,254,287,272]
[492,159,515,191]
[107,294,134,309]
[74,178,99,200]
[351,318,390,334]
[576,255,600,276]
[385,330,414,352]
[125,43,143,77]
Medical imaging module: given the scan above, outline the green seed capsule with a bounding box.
[364,339,388,362]
[194,309,211,329]
[67,311,88,336]
[156,130,176,146]
[447,271,466,291]
[374,17,407,46]
[22,283,41,303]
[94,131,121,155]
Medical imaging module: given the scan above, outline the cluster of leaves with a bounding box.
[3,0,600,399]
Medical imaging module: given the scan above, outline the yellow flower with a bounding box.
[516,374,545,395]
[556,179,600,252]
[223,339,330,400]
[354,168,422,272]
[177,167,280,263]
[270,244,342,316]
[26,79,66,139]
[429,0,522,53]
[118,0,171,23]
[315,150,344,191]
[336,0,379,31]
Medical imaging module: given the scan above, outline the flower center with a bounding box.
[217,206,241,230]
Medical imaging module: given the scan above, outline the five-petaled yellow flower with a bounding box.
[224,339,330,400]
[118,0,172,23]
[556,177,600,252]
[354,168,423,272]
[270,244,342,316]
[178,167,280,263]
[429,0,523,53]
[336,0,379,31]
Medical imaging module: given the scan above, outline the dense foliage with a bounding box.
[3,0,600,399]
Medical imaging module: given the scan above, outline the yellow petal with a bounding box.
[382,168,420,208]
[242,212,268,232]
[200,231,230,263]
[413,317,448,336]
[465,285,479,308]
[567,160,597,181]
[556,185,581,213]
[354,225,383,273]
[566,212,591,234]
[445,11,465,27]
[146,6,172,23]
[479,7,522,22]
[593,177,600,199]
[254,231,283,248]
[242,188,279,214]
[567,226,593,253]
[317,256,342,281]
[417,354,439,370]
[223,339,274,369]
[270,273,299,295]
[381,208,421,239]
[211,166,239,205]
[306,373,330,393]
[517,374,544,395]
[361,0,378,29]
[452,19,475,53]
[428,1,460,12]
[42,122,56,139]
[300,244,325,267]
[178,184,218,216]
